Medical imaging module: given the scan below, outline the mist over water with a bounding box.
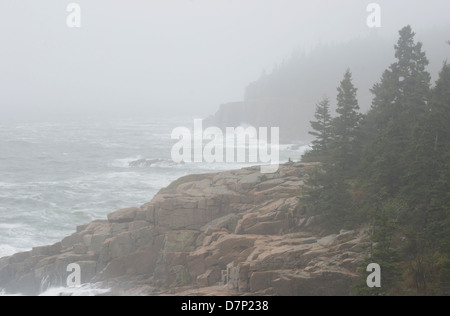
[1,0,450,296]
[0,118,178,257]
[1,1,450,121]
[0,117,305,259]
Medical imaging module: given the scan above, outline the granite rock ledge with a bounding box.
[0,162,369,295]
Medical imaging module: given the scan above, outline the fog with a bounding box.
[1,0,449,122]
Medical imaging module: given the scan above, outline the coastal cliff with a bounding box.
[0,163,369,295]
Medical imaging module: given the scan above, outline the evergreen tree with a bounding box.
[302,27,450,294]
[368,25,430,131]
[302,72,361,230]
[357,28,444,294]
[429,62,450,160]
[362,26,431,195]
[304,97,332,161]
[393,26,431,120]
[404,63,450,205]
[420,64,450,294]
[331,69,362,172]
[302,160,355,231]
[353,200,404,296]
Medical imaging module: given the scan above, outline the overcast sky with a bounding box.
[1,0,449,121]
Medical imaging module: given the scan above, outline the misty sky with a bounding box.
[1,0,450,121]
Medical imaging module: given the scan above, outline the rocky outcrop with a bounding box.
[129,159,183,168]
[0,163,369,296]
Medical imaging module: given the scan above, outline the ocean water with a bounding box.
[0,117,308,294]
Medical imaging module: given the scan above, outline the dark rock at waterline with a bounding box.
[129,159,184,168]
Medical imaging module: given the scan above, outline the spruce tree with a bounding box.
[331,69,362,172]
[304,97,332,161]
[405,63,450,204]
[362,26,431,195]
[402,69,450,292]
[393,26,431,119]
[302,26,450,295]
[368,25,430,130]
[429,63,450,159]
[420,64,450,292]
[357,27,441,294]
[303,72,361,231]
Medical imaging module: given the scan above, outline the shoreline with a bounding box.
[0,162,367,296]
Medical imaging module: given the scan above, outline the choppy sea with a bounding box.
[0,116,309,295]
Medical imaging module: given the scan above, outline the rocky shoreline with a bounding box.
[0,162,369,296]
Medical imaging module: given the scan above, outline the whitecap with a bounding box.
[109,155,144,168]
[0,244,27,259]
[0,182,14,188]
[104,172,140,179]
[39,284,110,296]
[0,223,22,230]
[1,284,110,296]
